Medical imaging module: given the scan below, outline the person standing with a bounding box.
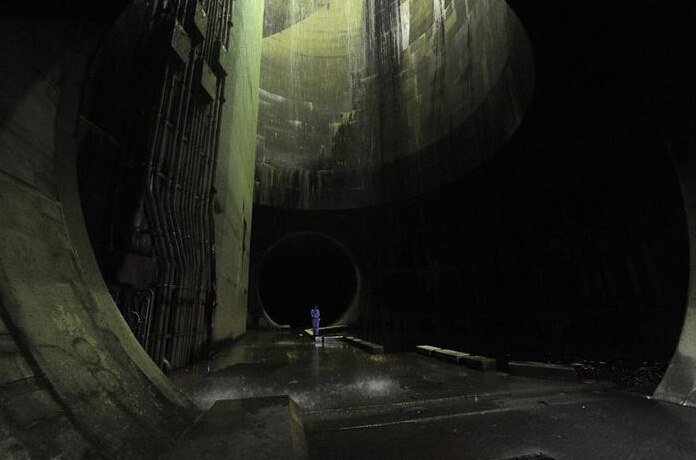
[310,304,321,337]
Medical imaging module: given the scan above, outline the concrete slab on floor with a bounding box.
[304,324,349,337]
[166,396,308,460]
[433,348,470,364]
[343,336,385,354]
[429,347,496,371]
[460,354,497,372]
[416,345,441,356]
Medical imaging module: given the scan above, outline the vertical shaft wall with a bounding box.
[212,0,265,342]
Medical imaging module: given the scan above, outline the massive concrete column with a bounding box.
[212,0,265,343]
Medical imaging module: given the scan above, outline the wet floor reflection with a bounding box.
[173,330,587,412]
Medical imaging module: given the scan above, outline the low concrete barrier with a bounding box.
[342,336,385,354]
[304,324,348,337]
[416,345,441,356]
[433,348,471,365]
[461,355,497,372]
[167,396,309,460]
[417,345,496,371]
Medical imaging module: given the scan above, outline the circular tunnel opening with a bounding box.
[258,234,358,327]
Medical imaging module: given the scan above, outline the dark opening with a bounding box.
[258,234,357,327]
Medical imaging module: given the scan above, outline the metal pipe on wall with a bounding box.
[79,0,232,371]
[142,0,229,369]
[145,61,178,366]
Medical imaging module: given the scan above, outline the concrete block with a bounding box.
[167,396,309,460]
[342,336,384,354]
[433,348,470,364]
[319,325,349,335]
[416,345,440,356]
[320,336,343,343]
[304,325,347,337]
[508,361,579,382]
[461,355,497,372]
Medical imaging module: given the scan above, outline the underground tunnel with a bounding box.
[1,0,696,459]
[256,233,359,327]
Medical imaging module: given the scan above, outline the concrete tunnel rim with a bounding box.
[253,230,363,330]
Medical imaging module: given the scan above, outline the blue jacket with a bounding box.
[311,308,320,319]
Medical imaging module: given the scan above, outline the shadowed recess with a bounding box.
[258,234,357,326]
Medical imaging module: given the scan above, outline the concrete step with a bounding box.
[314,335,344,344]
[433,348,471,364]
[418,345,496,371]
[166,396,309,460]
[461,355,497,372]
[508,361,579,382]
[342,336,385,354]
[416,345,441,356]
[303,324,349,337]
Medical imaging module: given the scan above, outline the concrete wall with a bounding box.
[254,0,534,209]
[212,0,265,342]
[0,17,197,459]
[263,0,330,36]
[251,117,688,368]
[257,0,365,171]
[651,1,696,406]
[0,0,267,456]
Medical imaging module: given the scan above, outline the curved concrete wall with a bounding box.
[263,0,332,37]
[657,158,696,405]
[0,0,266,456]
[257,0,365,171]
[255,0,534,209]
[0,18,197,459]
[251,231,364,328]
[652,2,696,406]
[1,5,695,460]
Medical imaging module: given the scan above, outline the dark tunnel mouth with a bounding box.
[256,232,361,328]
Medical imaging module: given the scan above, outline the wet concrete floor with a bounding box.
[172,330,696,460]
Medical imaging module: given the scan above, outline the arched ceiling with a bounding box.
[256,0,535,209]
